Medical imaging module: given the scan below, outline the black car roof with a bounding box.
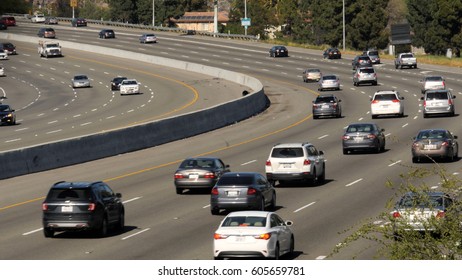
[51,181,101,189]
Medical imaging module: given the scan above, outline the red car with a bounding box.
[0,16,16,26]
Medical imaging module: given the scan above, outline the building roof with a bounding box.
[176,12,229,23]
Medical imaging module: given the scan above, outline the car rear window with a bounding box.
[323,75,336,80]
[179,159,215,169]
[347,125,374,133]
[315,96,335,103]
[359,68,375,74]
[426,92,448,100]
[374,94,397,101]
[368,51,378,56]
[217,176,254,186]
[222,216,267,227]
[398,195,446,209]
[271,147,304,158]
[426,76,443,81]
[47,188,91,201]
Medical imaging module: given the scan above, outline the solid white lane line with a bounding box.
[294,202,316,213]
[123,197,142,204]
[345,178,363,187]
[121,228,150,240]
[316,256,326,260]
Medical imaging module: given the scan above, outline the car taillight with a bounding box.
[392,99,400,103]
[423,100,427,107]
[204,172,215,179]
[174,173,184,179]
[211,187,219,195]
[436,211,445,218]
[367,134,376,139]
[255,233,271,240]
[42,203,48,211]
[247,188,257,195]
[342,135,350,140]
[448,99,453,105]
[265,160,271,166]
[441,141,449,146]
[88,203,96,211]
[214,233,228,239]
[303,159,311,165]
[392,212,401,218]
[371,100,379,104]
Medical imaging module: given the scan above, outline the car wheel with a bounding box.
[318,166,326,184]
[175,188,182,195]
[43,227,54,238]
[313,115,319,119]
[272,243,280,260]
[214,256,223,260]
[371,115,377,119]
[289,236,295,255]
[258,197,265,211]
[98,217,108,238]
[270,192,276,210]
[423,113,428,118]
[373,81,378,86]
[116,211,125,231]
[343,148,348,155]
[211,208,220,215]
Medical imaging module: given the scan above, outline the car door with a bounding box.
[270,214,291,252]
[307,146,323,176]
[99,183,120,223]
[256,174,272,204]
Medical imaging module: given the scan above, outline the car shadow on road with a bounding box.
[275,179,334,189]
[49,225,138,239]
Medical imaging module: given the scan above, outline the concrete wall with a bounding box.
[0,33,267,179]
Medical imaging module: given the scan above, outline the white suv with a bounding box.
[265,142,325,186]
[370,90,404,119]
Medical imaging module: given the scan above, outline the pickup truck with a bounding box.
[38,40,62,58]
[394,53,417,69]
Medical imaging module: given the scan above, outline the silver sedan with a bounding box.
[318,74,340,91]
[71,75,90,88]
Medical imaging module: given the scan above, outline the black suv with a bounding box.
[352,55,372,70]
[42,181,125,238]
[99,29,115,39]
[71,18,87,27]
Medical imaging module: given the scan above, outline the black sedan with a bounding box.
[99,29,115,39]
[411,129,458,163]
[0,104,16,125]
[269,46,288,57]
[174,157,230,194]
[323,48,342,59]
[110,76,128,90]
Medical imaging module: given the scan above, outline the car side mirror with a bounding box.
[401,96,405,100]
[338,99,342,102]
[454,136,458,139]
[420,97,424,100]
[319,151,324,155]
[381,128,385,132]
[285,220,293,226]
[116,193,122,198]
[452,95,456,98]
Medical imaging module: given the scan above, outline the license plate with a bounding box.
[61,206,73,212]
[424,145,437,150]
[381,105,389,108]
[283,163,291,168]
[235,236,245,242]
[354,137,363,141]
[189,174,199,179]
[322,105,329,109]
[227,190,239,197]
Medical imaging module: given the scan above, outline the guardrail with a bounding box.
[7,13,259,41]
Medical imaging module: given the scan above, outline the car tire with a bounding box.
[116,211,125,231]
[270,192,276,210]
[43,227,54,238]
[289,236,295,255]
[214,256,223,260]
[313,115,319,119]
[318,167,326,184]
[343,148,348,155]
[272,243,280,260]
[98,216,108,238]
[258,197,265,211]
[423,113,428,118]
[412,157,419,163]
[211,208,220,215]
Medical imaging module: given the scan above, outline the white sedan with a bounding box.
[0,49,7,60]
[213,211,294,260]
[0,66,4,77]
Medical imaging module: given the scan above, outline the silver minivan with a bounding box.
[421,90,456,118]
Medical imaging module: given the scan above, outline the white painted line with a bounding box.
[46,129,62,134]
[241,160,257,166]
[80,122,92,126]
[15,127,29,132]
[48,120,58,124]
[121,228,151,240]
[123,197,142,204]
[385,133,391,137]
[346,178,363,187]
[315,256,326,260]
[318,134,329,139]
[23,228,43,236]
[203,204,211,209]
[5,138,21,143]
[294,201,316,213]
[402,123,408,128]
[388,160,402,167]
[73,114,81,118]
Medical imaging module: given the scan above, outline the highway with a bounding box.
[1,20,461,259]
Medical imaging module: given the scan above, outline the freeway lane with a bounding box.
[1,21,462,259]
[0,40,247,151]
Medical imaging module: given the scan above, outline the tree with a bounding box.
[333,164,462,259]
[0,0,29,15]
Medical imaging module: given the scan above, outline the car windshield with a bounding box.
[123,80,137,85]
[47,188,91,201]
[0,105,11,111]
[74,75,87,80]
[271,147,304,158]
[221,216,267,227]
[368,51,379,56]
[402,54,413,58]
[145,34,155,37]
[347,125,374,133]
[374,94,397,101]
[426,91,448,100]
[179,159,215,169]
[426,76,443,81]
[217,176,254,186]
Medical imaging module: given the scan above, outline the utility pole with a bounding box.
[152,0,155,26]
[213,0,218,33]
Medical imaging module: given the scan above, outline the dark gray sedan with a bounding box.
[210,172,276,215]
[174,157,230,194]
[312,94,341,119]
[411,129,458,163]
[342,122,386,154]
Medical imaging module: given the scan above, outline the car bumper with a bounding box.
[313,108,339,117]
[211,196,260,211]
[412,148,451,158]
[214,239,275,258]
[423,106,454,115]
[343,140,378,150]
[175,179,216,189]
[266,172,315,181]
